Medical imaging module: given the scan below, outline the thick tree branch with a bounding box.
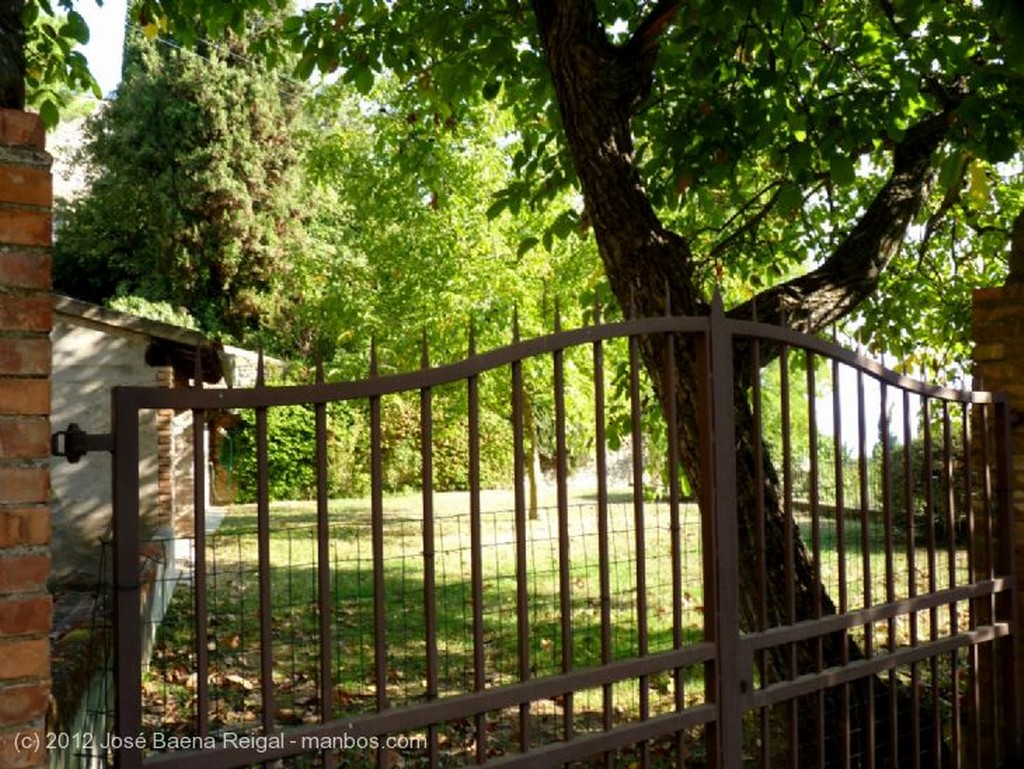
[624,0,683,56]
[915,156,968,265]
[728,109,955,333]
[532,0,699,316]
[1007,207,1024,283]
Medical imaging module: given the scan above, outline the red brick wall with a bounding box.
[973,284,1024,584]
[972,284,1024,757]
[0,108,52,768]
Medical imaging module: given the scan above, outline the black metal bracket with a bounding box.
[51,423,114,464]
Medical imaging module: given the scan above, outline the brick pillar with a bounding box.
[0,109,53,768]
[972,284,1024,761]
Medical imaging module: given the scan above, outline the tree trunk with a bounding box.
[532,2,953,765]
[0,0,26,109]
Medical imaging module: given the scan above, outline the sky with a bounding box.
[77,0,128,98]
[76,0,321,98]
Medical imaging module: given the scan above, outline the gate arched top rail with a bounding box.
[112,315,711,411]
[111,310,1005,412]
[724,316,1005,406]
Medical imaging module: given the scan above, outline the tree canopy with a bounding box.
[102,0,1023,372]
[52,22,306,338]
[21,1,1024,363]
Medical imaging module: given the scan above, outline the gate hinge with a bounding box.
[51,423,113,464]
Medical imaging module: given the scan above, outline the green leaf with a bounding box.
[39,100,60,129]
[295,53,316,81]
[936,151,967,193]
[63,10,90,44]
[485,198,507,220]
[516,236,539,257]
[551,210,576,239]
[777,182,803,215]
[282,15,304,35]
[22,2,39,27]
[787,141,813,176]
[482,80,501,101]
[353,67,375,95]
[966,161,991,210]
[829,155,856,187]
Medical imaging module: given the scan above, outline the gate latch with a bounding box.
[51,423,113,464]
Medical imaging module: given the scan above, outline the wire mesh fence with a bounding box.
[140,495,707,765]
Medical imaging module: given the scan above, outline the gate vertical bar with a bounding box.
[707,296,742,769]
[553,306,574,749]
[628,321,649,768]
[191,353,210,740]
[369,339,388,769]
[591,307,613,768]
[751,316,770,768]
[467,324,487,764]
[191,401,210,739]
[662,291,686,768]
[980,402,998,765]
[963,401,981,769]
[779,331,798,769]
[922,396,942,764]
[112,388,143,769]
[510,314,531,755]
[806,352,826,768]
[420,336,440,768]
[903,388,920,769]
[942,403,961,766]
[833,358,851,767]
[255,352,275,748]
[856,369,876,768]
[695,320,717,768]
[315,362,336,769]
[881,382,899,769]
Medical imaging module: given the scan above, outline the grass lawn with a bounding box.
[143,488,970,763]
[144,487,708,744]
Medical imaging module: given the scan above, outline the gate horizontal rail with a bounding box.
[140,649,718,769]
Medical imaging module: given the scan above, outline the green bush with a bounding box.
[231,404,319,503]
[228,391,515,503]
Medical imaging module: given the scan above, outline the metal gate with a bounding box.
[87,299,1018,768]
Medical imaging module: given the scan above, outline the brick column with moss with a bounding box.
[972,283,1024,761]
[0,109,53,768]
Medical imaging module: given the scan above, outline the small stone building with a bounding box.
[50,295,227,590]
[47,296,271,762]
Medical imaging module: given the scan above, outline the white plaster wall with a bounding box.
[50,315,163,589]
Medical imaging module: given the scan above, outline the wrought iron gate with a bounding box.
[92,299,1018,768]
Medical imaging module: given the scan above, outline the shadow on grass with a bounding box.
[146,538,709,767]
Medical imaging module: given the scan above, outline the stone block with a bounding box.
[0,596,52,635]
[0,469,48,506]
[0,510,50,548]
[0,210,51,249]
[0,166,50,208]
[0,110,45,149]
[0,295,51,333]
[0,379,48,416]
[0,252,51,291]
[0,337,50,376]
